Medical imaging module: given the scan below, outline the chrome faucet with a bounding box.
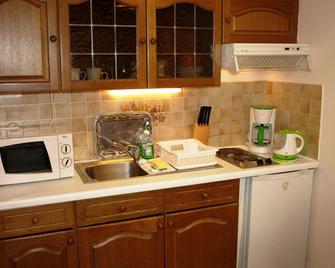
[97,135,140,163]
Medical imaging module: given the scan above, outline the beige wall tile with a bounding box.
[86,91,101,101]
[73,132,88,148]
[72,118,87,132]
[54,93,71,103]
[38,104,53,119]
[86,102,101,116]
[281,96,291,110]
[72,102,86,117]
[171,97,184,111]
[101,100,116,113]
[6,106,22,121]
[74,146,89,161]
[87,116,95,131]
[310,99,321,115]
[171,112,184,126]
[37,93,51,103]
[197,96,209,106]
[219,134,231,146]
[309,85,322,100]
[219,122,231,135]
[184,111,197,125]
[2,95,23,105]
[22,94,38,104]
[220,109,232,122]
[263,81,272,94]
[55,103,71,119]
[209,124,220,136]
[22,105,38,121]
[71,92,86,102]
[299,99,310,113]
[232,109,243,121]
[0,107,5,122]
[182,87,198,96]
[55,119,72,134]
[231,121,243,134]
[184,97,198,111]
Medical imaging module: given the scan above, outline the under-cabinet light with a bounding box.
[108,88,181,96]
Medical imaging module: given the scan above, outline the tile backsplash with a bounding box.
[0,81,322,160]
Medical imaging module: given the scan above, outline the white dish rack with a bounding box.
[157,139,218,170]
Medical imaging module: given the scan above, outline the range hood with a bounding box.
[222,43,311,73]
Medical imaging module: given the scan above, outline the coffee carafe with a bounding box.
[248,105,276,154]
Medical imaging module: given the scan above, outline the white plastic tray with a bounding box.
[157,139,218,170]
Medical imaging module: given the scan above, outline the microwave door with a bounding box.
[0,141,52,174]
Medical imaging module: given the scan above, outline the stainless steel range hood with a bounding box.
[222,43,312,73]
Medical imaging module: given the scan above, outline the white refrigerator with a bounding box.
[238,169,314,268]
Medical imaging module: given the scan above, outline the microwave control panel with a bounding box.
[58,134,74,178]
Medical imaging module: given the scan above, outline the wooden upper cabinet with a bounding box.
[58,0,147,90]
[0,0,60,93]
[223,0,299,43]
[148,0,222,87]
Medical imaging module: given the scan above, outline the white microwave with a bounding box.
[0,134,74,185]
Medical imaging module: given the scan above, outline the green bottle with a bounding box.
[136,124,154,160]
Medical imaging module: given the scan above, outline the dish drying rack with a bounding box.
[157,139,218,170]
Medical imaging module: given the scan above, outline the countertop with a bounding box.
[0,154,318,211]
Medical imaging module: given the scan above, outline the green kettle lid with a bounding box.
[251,105,275,110]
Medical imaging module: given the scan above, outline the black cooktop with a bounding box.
[216,147,274,168]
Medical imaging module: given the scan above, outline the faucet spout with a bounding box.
[98,136,140,163]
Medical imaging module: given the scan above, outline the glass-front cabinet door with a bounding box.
[59,0,146,90]
[147,0,221,88]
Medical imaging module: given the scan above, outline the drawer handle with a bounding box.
[119,205,127,213]
[202,193,209,199]
[168,220,174,227]
[32,217,39,225]
[67,237,74,246]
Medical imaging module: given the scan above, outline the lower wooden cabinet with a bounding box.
[0,230,77,268]
[166,204,238,268]
[78,216,165,268]
[0,180,239,268]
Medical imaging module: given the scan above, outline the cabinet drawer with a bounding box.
[0,202,75,239]
[165,179,239,212]
[76,190,164,226]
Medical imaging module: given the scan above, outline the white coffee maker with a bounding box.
[248,105,276,154]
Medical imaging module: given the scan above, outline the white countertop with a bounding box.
[0,155,318,211]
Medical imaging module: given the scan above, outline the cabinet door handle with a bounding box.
[67,237,74,246]
[158,223,164,230]
[202,192,209,199]
[139,37,146,45]
[150,38,157,45]
[49,35,57,42]
[225,17,231,24]
[119,205,127,213]
[32,217,39,225]
[168,220,174,227]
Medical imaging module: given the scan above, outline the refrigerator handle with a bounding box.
[254,169,314,181]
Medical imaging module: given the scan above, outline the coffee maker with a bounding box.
[248,105,276,154]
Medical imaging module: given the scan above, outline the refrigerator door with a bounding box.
[246,169,314,268]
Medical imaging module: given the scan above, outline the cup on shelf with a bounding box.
[87,68,109,80]
[71,68,87,80]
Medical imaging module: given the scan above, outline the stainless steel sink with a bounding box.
[75,159,148,183]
